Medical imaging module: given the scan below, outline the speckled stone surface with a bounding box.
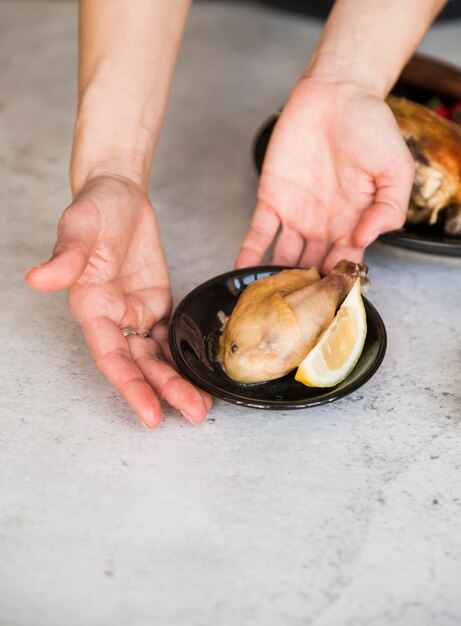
[1,2,461,625]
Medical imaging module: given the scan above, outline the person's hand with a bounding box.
[236,78,415,272]
[25,176,211,428]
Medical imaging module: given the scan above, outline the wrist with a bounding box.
[304,0,447,99]
[304,49,392,99]
[70,101,157,196]
[70,158,148,197]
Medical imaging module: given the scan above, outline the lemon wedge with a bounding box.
[295,278,367,388]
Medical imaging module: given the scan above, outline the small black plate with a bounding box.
[168,266,387,409]
[378,224,461,256]
[252,85,461,258]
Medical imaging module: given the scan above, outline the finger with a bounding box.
[235,200,280,268]
[322,244,364,274]
[151,322,213,412]
[354,162,414,248]
[25,247,91,291]
[270,226,305,266]
[299,240,330,271]
[129,336,210,425]
[82,316,163,429]
[25,200,98,291]
[202,392,213,413]
[354,200,407,249]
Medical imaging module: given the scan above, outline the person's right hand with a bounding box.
[236,79,415,273]
[25,176,211,429]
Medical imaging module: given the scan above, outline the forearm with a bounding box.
[70,0,191,195]
[305,0,448,96]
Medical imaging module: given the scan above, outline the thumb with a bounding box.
[25,199,98,291]
[354,162,414,249]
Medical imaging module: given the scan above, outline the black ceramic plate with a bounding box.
[168,266,387,409]
[252,83,461,258]
[378,224,461,256]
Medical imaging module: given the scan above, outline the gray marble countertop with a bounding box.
[1,2,461,625]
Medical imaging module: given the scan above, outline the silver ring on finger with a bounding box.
[122,328,151,339]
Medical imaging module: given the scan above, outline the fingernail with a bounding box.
[140,413,159,430]
[181,411,201,425]
[139,419,152,430]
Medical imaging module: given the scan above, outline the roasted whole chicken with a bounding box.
[218,260,368,384]
[387,95,461,235]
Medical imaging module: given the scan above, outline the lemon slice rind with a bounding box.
[295,279,367,388]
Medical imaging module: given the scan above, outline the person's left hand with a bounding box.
[236,78,415,272]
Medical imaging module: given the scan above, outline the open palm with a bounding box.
[26,176,211,428]
[237,79,415,272]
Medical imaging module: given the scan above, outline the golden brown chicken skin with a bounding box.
[386,95,461,232]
